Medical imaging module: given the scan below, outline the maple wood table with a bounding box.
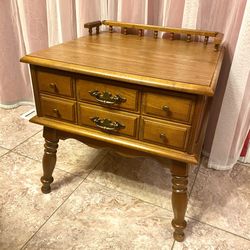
[21,20,224,242]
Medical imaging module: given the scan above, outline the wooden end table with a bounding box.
[21,20,224,242]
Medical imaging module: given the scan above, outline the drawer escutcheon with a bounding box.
[90,116,125,132]
[88,90,127,105]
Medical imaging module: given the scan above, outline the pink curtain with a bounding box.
[0,0,249,170]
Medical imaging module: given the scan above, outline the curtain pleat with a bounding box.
[166,0,185,27]
[182,0,199,28]
[208,0,250,169]
[198,0,247,155]
[0,0,32,106]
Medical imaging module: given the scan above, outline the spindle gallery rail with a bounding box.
[84,20,223,51]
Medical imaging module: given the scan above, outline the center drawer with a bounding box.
[76,78,139,112]
[78,103,139,138]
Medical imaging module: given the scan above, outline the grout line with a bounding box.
[54,149,109,179]
[171,240,176,250]
[88,178,174,213]
[9,129,42,153]
[0,149,11,159]
[184,215,250,242]
[87,170,250,243]
[12,150,88,178]
[188,163,201,196]
[81,150,110,179]
[0,145,11,150]
[11,151,42,163]
[20,177,86,250]
[13,148,110,178]
[19,150,108,249]
[85,155,195,214]
[237,161,250,167]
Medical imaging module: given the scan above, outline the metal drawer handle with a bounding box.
[160,133,167,142]
[90,116,125,132]
[162,105,169,112]
[52,108,60,117]
[49,82,57,91]
[88,90,126,105]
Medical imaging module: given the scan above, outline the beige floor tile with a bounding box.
[14,131,108,177]
[88,152,198,211]
[24,180,175,250]
[174,219,250,250]
[0,152,82,250]
[0,146,8,157]
[187,163,250,240]
[0,106,41,149]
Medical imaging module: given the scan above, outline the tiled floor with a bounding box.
[0,105,249,250]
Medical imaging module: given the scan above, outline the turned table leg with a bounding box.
[170,160,189,242]
[41,127,59,194]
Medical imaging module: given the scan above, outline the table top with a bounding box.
[21,32,224,96]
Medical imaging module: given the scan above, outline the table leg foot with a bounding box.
[170,161,189,242]
[41,127,59,194]
[41,176,54,194]
[172,220,186,242]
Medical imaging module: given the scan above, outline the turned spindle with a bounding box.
[204,36,209,45]
[187,34,191,42]
[88,28,93,36]
[96,26,100,34]
[84,21,102,36]
[138,29,143,37]
[124,27,128,35]
[154,31,158,39]
[170,32,174,40]
[214,44,219,51]
[41,127,59,194]
[171,161,189,242]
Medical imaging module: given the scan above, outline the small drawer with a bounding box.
[40,95,76,122]
[141,118,190,151]
[76,78,139,111]
[78,103,139,138]
[142,91,195,124]
[37,71,73,97]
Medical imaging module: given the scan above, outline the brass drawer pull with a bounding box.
[160,133,167,142]
[90,116,125,132]
[49,82,57,91]
[88,90,126,105]
[52,108,60,117]
[162,105,169,112]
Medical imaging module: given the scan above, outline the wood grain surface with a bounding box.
[37,70,74,98]
[21,32,224,96]
[40,95,76,123]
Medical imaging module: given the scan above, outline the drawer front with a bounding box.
[37,71,73,97]
[40,95,76,122]
[78,103,139,138]
[141,118,190,151]
[77,78,139,111]
[143,91,195,123]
